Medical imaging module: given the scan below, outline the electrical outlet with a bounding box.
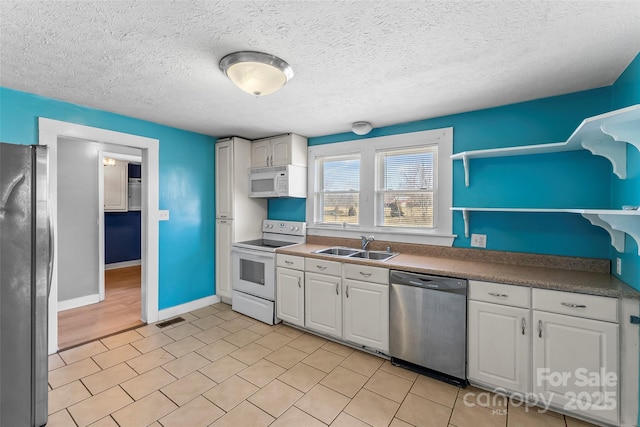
[471,233,487,248]
[616,258,622,275]
[159,210,170,221]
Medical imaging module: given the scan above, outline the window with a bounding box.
[376,146,437,228]
[307,128,453,246]
[315,154,360,225]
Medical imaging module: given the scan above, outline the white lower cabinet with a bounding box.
[343,278,389,352]
[305,271,342,337]
[276,267,304,327]
[276,255,305,327]
[283,258,389,353]
[468,300,530,394]
[468,282,620,426]
[533,307,619,425]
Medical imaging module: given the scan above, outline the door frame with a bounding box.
[39,118,160,354]
[98,151,143,301]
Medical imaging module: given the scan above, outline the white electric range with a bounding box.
[231,219,306,324]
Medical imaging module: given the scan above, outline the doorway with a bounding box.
[39,118,160,354]
[55,148,145,350]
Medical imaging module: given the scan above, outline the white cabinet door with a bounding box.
[270,135,292,166]
[305,272,341,338]
[104,160,128,211]
[215,141,233,219]
[215,219,233,300]
[468,301,530,394]
[533,310,619,425]
[343,279,389,352]
[251,140,271,168]
[276,267,304,327]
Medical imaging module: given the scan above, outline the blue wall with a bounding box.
[0,87,217,310]
[610,53,640,289]
[269,59,639,290]
[104,163,142,264]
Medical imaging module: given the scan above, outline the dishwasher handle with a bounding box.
[390,271,467,295]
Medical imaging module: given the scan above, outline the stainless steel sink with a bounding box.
[349,250,399,261]
[314,247,362,256]
[313,247,398,262]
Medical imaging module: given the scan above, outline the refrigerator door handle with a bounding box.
[0,173,25,216]
[47,202,54,296]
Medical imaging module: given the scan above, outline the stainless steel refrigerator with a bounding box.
[0,142,50,427]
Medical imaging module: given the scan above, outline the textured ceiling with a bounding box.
[1,1,639,139]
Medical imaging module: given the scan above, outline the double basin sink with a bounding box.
[313,246,399,262]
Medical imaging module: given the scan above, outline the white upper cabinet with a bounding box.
[251,133,308,168]
[104,160,128,212]
[215,140,233,218]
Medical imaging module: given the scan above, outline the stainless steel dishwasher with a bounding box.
[389,270,467,386]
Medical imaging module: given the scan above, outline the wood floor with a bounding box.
[57,265,144,350]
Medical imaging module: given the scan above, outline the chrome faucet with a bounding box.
[360,235,375,251]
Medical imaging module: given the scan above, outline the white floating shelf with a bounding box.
[451,208,640,255]
[452,104,640,186]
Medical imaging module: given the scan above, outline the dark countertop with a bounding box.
[277,243,640,299]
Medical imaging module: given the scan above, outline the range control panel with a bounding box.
[262,219,307,236]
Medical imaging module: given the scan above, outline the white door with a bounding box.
[276,267,304,327]
[251,140,271,168]
[104,160,128,211]
[533,310,619,425]
[215,219,233,300]
[215,141,233,219]
[343,279,389,352]
[468,301,530,394]
[305,272,341,338]
[270,135,291,166]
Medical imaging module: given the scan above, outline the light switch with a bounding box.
[159,210,170,221]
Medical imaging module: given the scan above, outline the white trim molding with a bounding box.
[39,117,160,354]
[57,294,101,312]
[105,260,142,270]
[306,128,455,247]
[158,296,221,321]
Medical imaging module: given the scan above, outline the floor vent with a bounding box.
[156,317,185,328]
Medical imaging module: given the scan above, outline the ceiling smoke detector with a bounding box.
[352,121,373,135]
[219,51,294,97]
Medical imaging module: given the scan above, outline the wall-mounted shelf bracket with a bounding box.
[452,105,640,186]
[453,208,640,254]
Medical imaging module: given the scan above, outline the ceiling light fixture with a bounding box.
[219,51,294,97]
[351,121,372,135]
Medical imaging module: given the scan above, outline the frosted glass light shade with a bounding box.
[220,51,294,96]
[352,121,372,135]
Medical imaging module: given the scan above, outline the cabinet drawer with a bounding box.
[277,254,304,270]
[343,263,389,284]
[532,288,618,323]
[469,280,530,308]
[305,258,342,276]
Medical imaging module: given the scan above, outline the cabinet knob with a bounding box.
[285,260,293,265]
[316,265,327,271]
[521,318,526,335]
[488,292,508,297]
[359,272,372,277]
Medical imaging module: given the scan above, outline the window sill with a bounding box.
[306,226,456,247]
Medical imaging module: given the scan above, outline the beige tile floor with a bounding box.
[47,302,600,427]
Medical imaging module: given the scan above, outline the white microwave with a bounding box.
[248,165,307,198]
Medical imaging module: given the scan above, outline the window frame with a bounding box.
[306,127,454,246]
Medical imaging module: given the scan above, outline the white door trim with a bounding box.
[98,151,142,302]
[39,118,160,354]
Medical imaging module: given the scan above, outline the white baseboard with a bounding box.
[105,260,142,270]
[158,295,221,321]
[58,294,101,312]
